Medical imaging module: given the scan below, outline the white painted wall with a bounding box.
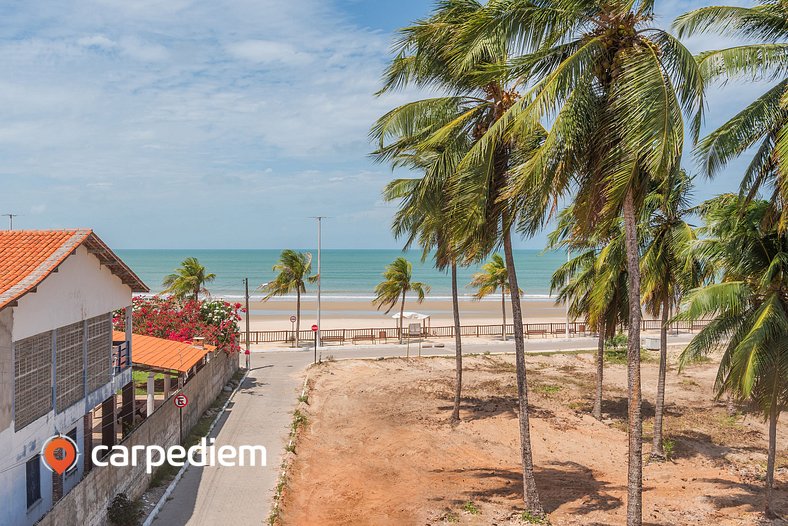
[12,245,131,341]
[0,243,134,526]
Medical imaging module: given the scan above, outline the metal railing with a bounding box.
[112,341,130,374]
[240,319,712,345]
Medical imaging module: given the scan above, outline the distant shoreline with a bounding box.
[238,296,568,331]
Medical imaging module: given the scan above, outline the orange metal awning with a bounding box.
[114,331,215,373]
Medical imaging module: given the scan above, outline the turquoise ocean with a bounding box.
[116,249,566,301]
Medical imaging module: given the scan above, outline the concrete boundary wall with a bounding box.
[36,350,239,526]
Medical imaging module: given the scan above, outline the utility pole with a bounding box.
[310,217,327,347]
[244,278,251,369]
[3,214,18,230]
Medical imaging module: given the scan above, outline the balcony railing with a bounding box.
[112,340,130,375]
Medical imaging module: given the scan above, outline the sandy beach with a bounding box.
[244,297,568,331]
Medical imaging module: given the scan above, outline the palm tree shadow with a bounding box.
[603,396,656,419]
[437,395,519,420]
[434,461,623,514]
[692,477,785,518]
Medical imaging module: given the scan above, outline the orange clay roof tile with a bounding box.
[114,331,215,373]
[0,229,148,310]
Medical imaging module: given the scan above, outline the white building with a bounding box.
[0,229,148,526]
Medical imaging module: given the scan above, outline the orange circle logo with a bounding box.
[41,434,79,475]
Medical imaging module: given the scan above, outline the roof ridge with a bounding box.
[0,229,148,310]
[0,231,90,309]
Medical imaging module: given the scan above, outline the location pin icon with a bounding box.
[43,436,78,475]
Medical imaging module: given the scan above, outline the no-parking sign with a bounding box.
[174,393,189,408]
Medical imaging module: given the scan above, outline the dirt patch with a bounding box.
[280,353,787,525]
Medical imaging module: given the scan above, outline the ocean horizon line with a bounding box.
[134,293,558,302]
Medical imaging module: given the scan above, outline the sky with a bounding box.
[0,0,770,249]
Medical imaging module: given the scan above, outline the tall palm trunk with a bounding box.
[765,388,780,518]
[451,262,463,422]
[501,288,507,341]
[592,320,605,420]
[503,225,543,515]
[622,189,643,526]
[295,288,301,347]
[399,289,406,346]
[651,296,670,460]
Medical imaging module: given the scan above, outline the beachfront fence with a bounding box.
[239,319,712,345]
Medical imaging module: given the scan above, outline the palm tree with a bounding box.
[677,194,787,518]
[383,174,467,420]
[675,3,788,228]
[640,169,709,459]
[462,3,704,522]
[162,257,216,301]
[261,250,315,347]
[470,254,513,341]
[372,1,549,513]
[373,257,430,345]
[549,208,629,420]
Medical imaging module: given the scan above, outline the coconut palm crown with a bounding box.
[677,194,788,517]
[373,257,430,343]
[162,257,216,301]
[675,1,788,228]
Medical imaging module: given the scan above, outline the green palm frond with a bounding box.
[162,257,216,301]
[373,257,431,313]
[261,250,313,299]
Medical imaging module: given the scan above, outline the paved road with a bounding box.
[150,331,696,525]
[151,351,310,526]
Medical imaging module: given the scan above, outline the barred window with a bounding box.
[14,332,53,431]
[86,315,112,393]
[56,322,84,413]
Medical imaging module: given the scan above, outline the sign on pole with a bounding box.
[290,315,297,323]
[174,393,189,408]
[311,324,318,332]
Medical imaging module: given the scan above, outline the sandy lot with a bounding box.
[281,352,787,525]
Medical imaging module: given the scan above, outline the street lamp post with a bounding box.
[311,216,326,347]
[244,278,251,369]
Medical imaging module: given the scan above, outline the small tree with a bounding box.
[679,195,788,518]
[470,254,513,341]
[260,250,316,347]
[373,257,430,344]
[549,209,629,420]
[162,257,215,301]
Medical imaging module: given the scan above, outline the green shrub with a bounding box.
[463,501,480,515]
[107,493,142,526]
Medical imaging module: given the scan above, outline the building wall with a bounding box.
[0,308,13,432]
[12,245,129,342]
[0,245,134,526]
[36,351,239,526]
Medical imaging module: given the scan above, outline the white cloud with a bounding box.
[77,35,116,49]
[226,40,312,65]
[0,0,775,249]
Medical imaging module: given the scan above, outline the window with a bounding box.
[26,455,41,508]
[14,332,53,431]
[56,322,84,412]
[86,315,112,392]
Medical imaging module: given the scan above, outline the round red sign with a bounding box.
[311,324,318,332]
[174,394,189,408]
[290,315,297,323]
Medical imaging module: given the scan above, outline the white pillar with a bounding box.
[146,372,155,416]
[163,374,171,399]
